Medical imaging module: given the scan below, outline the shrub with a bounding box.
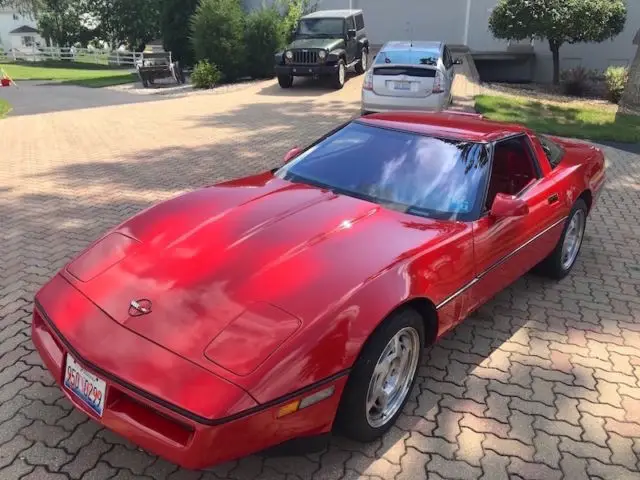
[191,0,245,81]
[191,60,221,88]
[277,0,315,43]
[244,7,285,79]
[605,66,629,104]
[560,67,593,97]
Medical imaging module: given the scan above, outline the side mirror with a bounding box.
[283,147,302,164]
[453,58,463,65]
[490,193,529,218]
[347,29,357,39]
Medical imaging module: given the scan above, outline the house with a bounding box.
[245,0,640,83]
[0,7,43,53]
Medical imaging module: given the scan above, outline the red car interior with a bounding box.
[486,139,538,209]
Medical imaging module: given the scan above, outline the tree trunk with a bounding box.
[621,44,640,112]
[549,39,561,85]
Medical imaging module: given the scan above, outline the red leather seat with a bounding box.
[486,147,536,210]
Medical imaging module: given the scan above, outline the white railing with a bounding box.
[0,46,142,66]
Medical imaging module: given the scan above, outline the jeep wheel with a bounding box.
[278,74,293,88]
[332,60,346,89]
[355,48,369,75]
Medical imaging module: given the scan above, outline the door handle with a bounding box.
[548,193,559,204]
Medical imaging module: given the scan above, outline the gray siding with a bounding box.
[245,0,640,83]
[317,0,468,46]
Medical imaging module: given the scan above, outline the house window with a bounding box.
[22,36,35,47]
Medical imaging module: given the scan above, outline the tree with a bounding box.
[489,0,627,84]
[37,0,87,46]
[276,0,316,43]
[244,7,285,79]
[191,0,245,81]
[90,0,161,50]
[0,0,40,12]
[160,0,199,66]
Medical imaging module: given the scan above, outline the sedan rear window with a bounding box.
[276,122,491,221]
[373,66,436,77]
[375,49,439,66]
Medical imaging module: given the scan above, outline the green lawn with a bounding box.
[475,94,640,143]
[0,98,11,118]
[0,61,137,87]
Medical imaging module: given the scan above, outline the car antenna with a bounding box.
[407,21,413,47]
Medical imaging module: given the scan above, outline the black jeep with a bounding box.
[274,9,369,90]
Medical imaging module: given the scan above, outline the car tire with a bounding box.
[536,199,587,280]
[332,60,346,89]
[335,308,425,442]
[355,48,368,75]
[278,74,293,88]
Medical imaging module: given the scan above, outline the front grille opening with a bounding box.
[293,50,318,64]
[108,388,195,447]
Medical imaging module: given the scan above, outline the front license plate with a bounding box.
[395,81,411,90]
[64,354,106,417]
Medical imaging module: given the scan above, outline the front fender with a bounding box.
[328,49,347,63]
[357,37,369,51]
[241,263,415,403]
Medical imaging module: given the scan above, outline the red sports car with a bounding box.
[32,111,605,469]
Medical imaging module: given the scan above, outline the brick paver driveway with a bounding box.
[1,75,640,480]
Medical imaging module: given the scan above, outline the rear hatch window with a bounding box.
[375,49,439,66]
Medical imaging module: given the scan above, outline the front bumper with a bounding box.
[276,63,339,77]
[31,274,347,469]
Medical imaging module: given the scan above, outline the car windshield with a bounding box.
[276,122,491,221]
[375,49,439,66]
[297,18,344,37]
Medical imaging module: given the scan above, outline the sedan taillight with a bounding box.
[432,71,445,94]
[363,71,373,91]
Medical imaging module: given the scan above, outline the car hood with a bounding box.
[288,38,344,51]
[63,173,459,378]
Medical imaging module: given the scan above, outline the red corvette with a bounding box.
[32,111,605,469]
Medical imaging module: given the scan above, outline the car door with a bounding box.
[345,16,358,62]
[465,134,567,315]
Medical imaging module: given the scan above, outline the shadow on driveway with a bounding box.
[257,72,361,97]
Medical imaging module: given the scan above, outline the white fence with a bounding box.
[0,46,142,67]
